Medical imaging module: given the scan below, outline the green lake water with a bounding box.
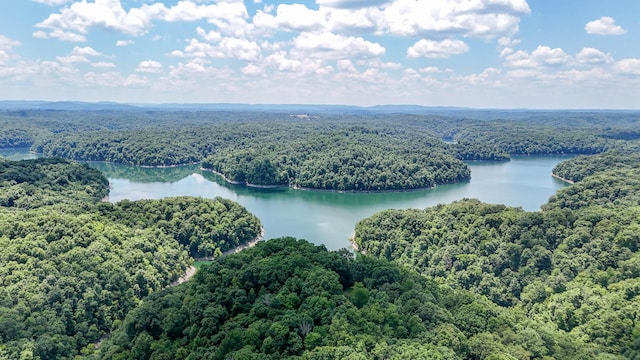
[1,149,571,250]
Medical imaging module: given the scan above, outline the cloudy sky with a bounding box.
[1,0,639,108]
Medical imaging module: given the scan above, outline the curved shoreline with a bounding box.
[172,227,265,286]
[201,168,287,189]
[202,167,447,193]
[551,173,575,184]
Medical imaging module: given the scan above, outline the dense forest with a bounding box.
[2,110,638,190]
[92,237,607,360]
[0,158,261,359]
[354,150,640,357]
[2,109,640,359]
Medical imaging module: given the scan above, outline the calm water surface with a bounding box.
[1,149,571,250]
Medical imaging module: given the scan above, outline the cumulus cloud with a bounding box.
[316,0,389,9]
[613,59,640,75]
[241,63,263,76]
[576,47,612,65]
[0,35,20,51]
[136,60,163,73]
[177,37,261,61]
[0,35,20,65]
[382,0,530,37]
[91,61,116,68]
[272,4,327,32]
[116,40,134,46]
[585,16,626,35]
[72,46,102,57]
[504,45,570,68]
[254,0,528,38]
[292,32,385,59]
[55,46,103,65]
[407,39,469,59]
[218,38,261,61]
[197,27,222,42]
[35,0,250,42]
[32,0,71,5]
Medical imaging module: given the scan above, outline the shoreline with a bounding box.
[348,231,366,255]
[551,173,575,184]
[201,168,287,189]
[97,228,264,349]
[203,167,442,193]
[172,226,265,285]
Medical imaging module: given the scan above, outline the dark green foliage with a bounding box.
[552,150,640,183]
[98,196,261,257]
[0,157,109,208]
[202,128,470,191]
[93,238,602,360]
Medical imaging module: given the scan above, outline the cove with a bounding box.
[1,149,571,250]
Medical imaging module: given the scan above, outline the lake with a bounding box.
[1,149,571,250]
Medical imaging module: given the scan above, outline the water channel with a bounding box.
[1,149,571,250]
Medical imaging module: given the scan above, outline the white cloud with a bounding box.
[576,48,612,65]
[197,27,222,42]
[419,66,441,74]
[498,36,520,47]
[560,67,611,82]
[241,63,263,76]
[316,0,389,9]
[337,59,357,72]
[91,61,117,68]
[0,35,20,51]
[407,39,469,59]
[382,0,530,37]
[72,46,102,57]
[292,32,385,59]
[218,37,261,61]
[585,16,626,35]
[254,0,529,39]
[265,52,303,72]
[35,0,251,41]
[116,40,135,46]
[273,4,327,32]
[35,29,86,42]
[136,60,163,73]
[531,46,570,66]
[613,59,640,75]
[357,59,401,69]
[177,37,261,61]
[504,45,570,68]
[32,0,71,5]
[54,46,103,65]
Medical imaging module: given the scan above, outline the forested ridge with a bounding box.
[2,110,638,190]
[354,150,640,357]
[91,237,606,360]
[0,158,261,359]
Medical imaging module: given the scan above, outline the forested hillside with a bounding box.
[0,159,261,359]
[354,150,640,357]
[92,237,607,360]
[2,110,638,190]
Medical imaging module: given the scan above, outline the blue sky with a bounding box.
[1,0,639,108]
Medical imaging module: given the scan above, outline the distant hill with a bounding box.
[1,101,637,119]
